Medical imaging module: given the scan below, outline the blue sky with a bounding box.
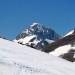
[0,0,75,40]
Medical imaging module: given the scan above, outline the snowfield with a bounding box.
[49,44,71,56]
[14,35,36,44]
[0,38,75,75]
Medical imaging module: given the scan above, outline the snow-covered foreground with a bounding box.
[0,38,75,75]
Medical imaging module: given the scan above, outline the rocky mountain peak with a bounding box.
[30,23,41,27]
[73,29,75,34]
[15,23,61,49]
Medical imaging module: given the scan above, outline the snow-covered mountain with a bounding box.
[42,29,75,62]
[14,23,60,49]
[64,29,75,37]
[0,38,75,75]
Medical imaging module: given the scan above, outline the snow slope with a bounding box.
[0,38,75,75]
[50,44,75,56]
[49,44,75,62]
[14,35,36,44]
[50,44,71,56]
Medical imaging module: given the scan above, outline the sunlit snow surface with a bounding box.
[14,35,36,44]
[49,45,71,56]
[0,38,75,75]
[64,30,74,37]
